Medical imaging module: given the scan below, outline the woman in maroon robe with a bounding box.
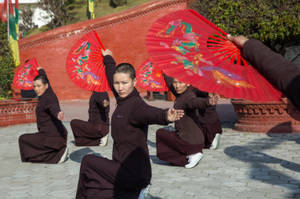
[228,35,300,111]
[75,49,184,199]
[70,91,110,146]
[18,68,68,164]
[156,75,218,169]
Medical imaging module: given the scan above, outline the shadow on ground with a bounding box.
[69,147,102,163]
[224,123,300,198]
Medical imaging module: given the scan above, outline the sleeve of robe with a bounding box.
[103,55,119,98]
[96,92,110,115]
[45,92,61,119]
[243,39,300,110]
[192,87,209,98]
[182,95,210,110]
[130,101,169,126]
[95,92,109,107]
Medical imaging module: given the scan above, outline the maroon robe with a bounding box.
[71,92,109,146]
[163,74,222,149]
[156,78,209,166]
[18,69,67,163]
[75,55,169,199]
[243,39,300,110]
[192,88,222,148]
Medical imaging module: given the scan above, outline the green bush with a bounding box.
[189,0,300,49]
[0,23,16,99]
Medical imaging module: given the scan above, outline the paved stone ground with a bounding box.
[1,98,300,199]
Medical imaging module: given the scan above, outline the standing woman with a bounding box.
[75,49,184,199]
[18,68,68,163]
[157,74,218,168]
[70,91,110,146]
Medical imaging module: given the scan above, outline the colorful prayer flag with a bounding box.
[88,0,95,19]
[8,0,20,66]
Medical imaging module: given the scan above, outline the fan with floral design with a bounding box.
[146,9,282,102]
[12,58,39,90]
[136,60,169,92]
[66,30,110,92]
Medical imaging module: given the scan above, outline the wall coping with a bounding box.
[19,0,191,50]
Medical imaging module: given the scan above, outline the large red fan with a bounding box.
[12,58,39,90]
[66,30,110,92]
[136,60,169,92]
[146,9,282,102]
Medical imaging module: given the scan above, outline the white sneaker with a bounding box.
[58,146,68,164]
[138,184,151,199]
[210,133,221,150]
[99,135,108,147]
[185,152,203,169]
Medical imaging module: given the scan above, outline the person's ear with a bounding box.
[46,83,49,89]
[133,78,137,87]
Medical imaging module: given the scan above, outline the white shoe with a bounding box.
[99,135,108,147]
[58,147,68,164]
[185,152,203,169]
[138,184,151,199]
[210,133,221,150]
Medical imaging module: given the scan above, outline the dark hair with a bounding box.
[34,74,49,85]
[115,63,136,79]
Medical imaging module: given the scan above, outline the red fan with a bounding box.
[136,60,169,92]
[12,58,39,90]
[146,9,282,102]
[66,30,110,92]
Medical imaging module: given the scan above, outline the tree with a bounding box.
[39,0,73,29]
[110,0,127,8]
[189,0,300,51]
[0,23,15,98]
[19,5,35,35]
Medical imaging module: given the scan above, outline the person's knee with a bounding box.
[18,135,25,144]
[156,128,169,140]
[70,119,78,128]
[81,154,96,167]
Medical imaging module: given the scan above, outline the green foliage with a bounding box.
[110,0,128,8]
[0,23,15,99]
[190,0,300,49]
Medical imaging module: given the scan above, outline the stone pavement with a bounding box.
[1,98,300,199]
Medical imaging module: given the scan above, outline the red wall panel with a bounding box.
[18,0,189,100]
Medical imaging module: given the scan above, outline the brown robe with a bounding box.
[75,55,169,199]
[192,88,222,148]
[71,92,109,146]
[156,75,209,166]
[18,69,68,163]
[163,74,222,148]
[243,39,300,110]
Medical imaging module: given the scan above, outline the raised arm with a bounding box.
[102,49,118,97]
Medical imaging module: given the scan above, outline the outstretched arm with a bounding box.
[130,102,184,126]
[228,35,300,110]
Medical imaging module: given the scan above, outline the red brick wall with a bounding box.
[0,99,37,127]
[18,0,189,100]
